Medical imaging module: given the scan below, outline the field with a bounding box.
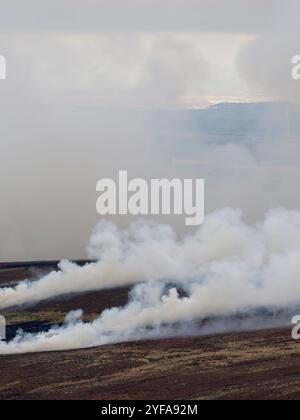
[1,264,300,400]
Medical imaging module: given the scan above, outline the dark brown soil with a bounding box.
[1,329,300,400]
[0,268,34,285]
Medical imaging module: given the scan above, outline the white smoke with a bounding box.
[0,281,293,355]
[1,207,300,354]
[2,207,300,310]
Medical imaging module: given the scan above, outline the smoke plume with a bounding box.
[1,207,300,354]
[1,0,300,354]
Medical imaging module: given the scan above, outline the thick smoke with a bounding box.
[2,207,300,310]
[0,281,293,355]
[1,207,300,354]
[1,0,300,354]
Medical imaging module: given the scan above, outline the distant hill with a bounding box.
[149,102,300,141]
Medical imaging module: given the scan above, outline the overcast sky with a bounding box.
[0,0,291,34]
[0,0,299,106]
[0,0,300,261]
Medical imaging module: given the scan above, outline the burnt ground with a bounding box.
[1,265,300,400]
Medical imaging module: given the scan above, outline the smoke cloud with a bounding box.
[2,207,300,310]
[1,0,300,355]
[1,207,300,353]
[0,282,293,355]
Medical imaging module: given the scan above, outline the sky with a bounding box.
[0,0,289,34]
[1,0,298,108]
[0,0,300,261]
[1,30,255,108]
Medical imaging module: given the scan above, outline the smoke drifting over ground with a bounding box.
[1,207,300,354]
[1,1,300,354]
